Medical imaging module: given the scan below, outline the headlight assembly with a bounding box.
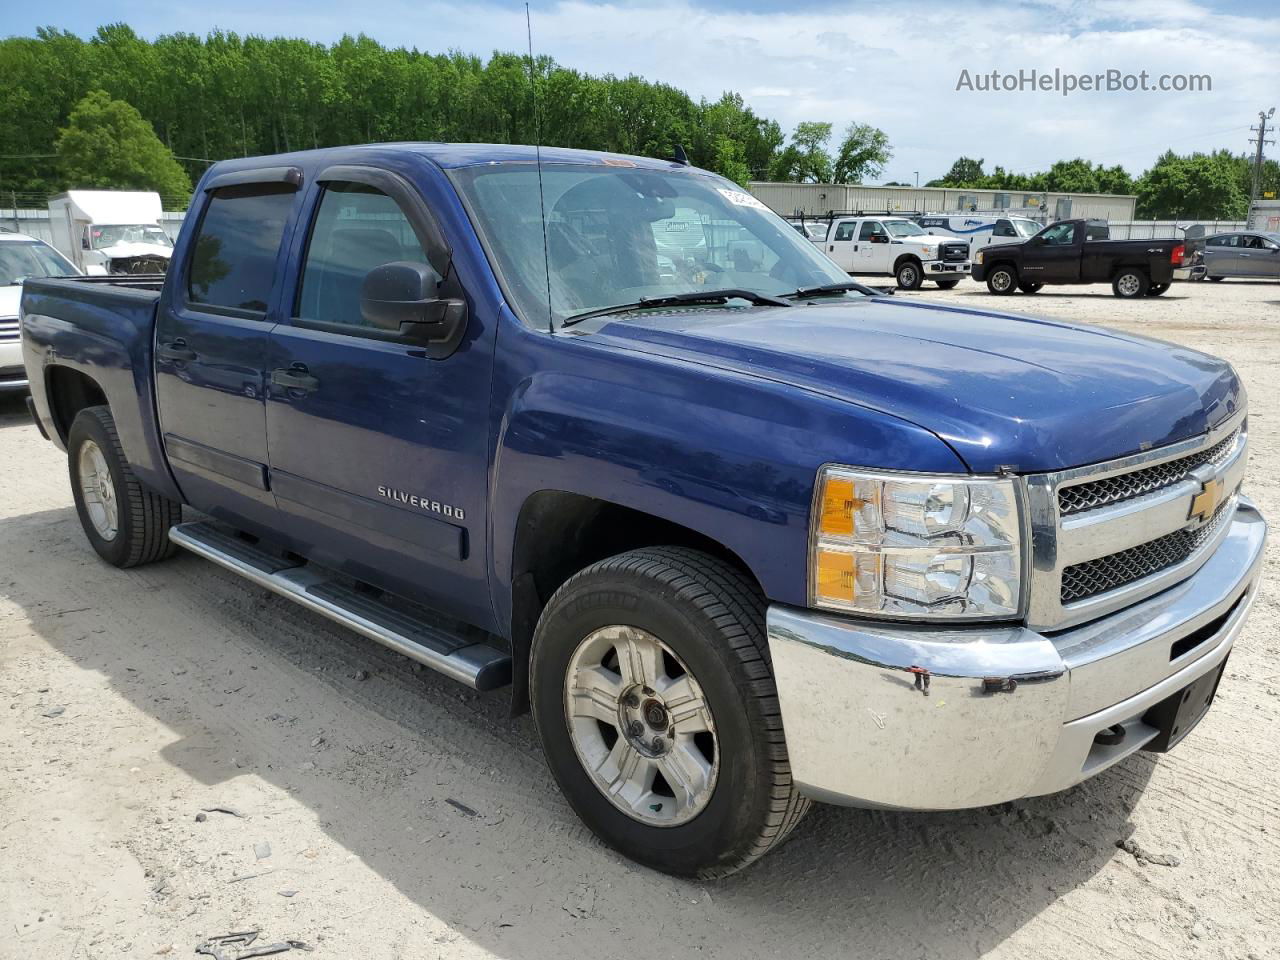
[810,467,1024,620]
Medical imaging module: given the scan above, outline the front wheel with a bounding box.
[895,259,923,290]
[530,547,809,878]
[1018,281,1044,294]
[68,406,182,567]
[986,265,1018,295]
[934,279,960,290]
[1112,269,1150,298]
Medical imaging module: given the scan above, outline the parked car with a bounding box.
[972,219,1183,297]
[0,231,80,393]
[815,215,970,289]
[1199,231,1280,281]
[21,144,1265,878]
[916,214,1043,258]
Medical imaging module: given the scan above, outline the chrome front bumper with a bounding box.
[767,499,1266,810]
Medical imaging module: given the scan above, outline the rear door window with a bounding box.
[188,184,295,315]
[832,221,858,241]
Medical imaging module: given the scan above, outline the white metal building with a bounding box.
[748,182,1137,223]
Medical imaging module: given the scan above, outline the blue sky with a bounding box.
[5,0,1276,184]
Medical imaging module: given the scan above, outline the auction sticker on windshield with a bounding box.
[717,188,769,210]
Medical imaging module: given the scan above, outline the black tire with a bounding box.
[895,259,923,290]
[1112,268,1150,298]
[1018,282,1044,294]
[1147,283,1170,296]
[986,264,1018,295]
[934,279,960,290]
[1207,275,1224,282]
[68,406,182,567]
[530,547,809,878]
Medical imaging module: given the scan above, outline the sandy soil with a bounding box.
[2,278,1278,960]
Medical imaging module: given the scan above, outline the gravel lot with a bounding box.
[2,278,1278,959]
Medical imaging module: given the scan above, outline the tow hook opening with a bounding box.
[1094,723,1127,747]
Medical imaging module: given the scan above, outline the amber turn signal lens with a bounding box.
[814,548,856,604]
[819,476,856,537]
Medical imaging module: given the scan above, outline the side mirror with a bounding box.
[360,261,467,357]
[870,234,889,244]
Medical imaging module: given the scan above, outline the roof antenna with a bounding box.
[673,143,690,166]
[526,3,553,333]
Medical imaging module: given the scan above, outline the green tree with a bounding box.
[56,90,190,202]
[1136,150,1248,219]
[770,121,833,182]
[1041,158,1100,194]
[934,156,985,186]
[832,122,891,183]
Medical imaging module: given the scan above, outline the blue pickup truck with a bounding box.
[20,144,1266,878]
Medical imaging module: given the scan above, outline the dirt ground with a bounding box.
[2,278,1279,960]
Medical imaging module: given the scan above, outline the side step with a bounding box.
[169,521,512,692]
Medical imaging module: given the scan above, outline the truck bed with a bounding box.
[21,275,179,500]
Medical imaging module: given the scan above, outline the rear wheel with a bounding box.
[1112,269,1150,298]
[895,259,923,290]
[1018,281,1044,294]
[1207,275,1225,282]
[1147,283,1170,296]
[934,279,960,290]
[986,265,1018,295]
[530,547,808,878]
[68,406,182,567]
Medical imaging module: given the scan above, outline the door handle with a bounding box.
[271,363,320,393]
[158,338,197,363]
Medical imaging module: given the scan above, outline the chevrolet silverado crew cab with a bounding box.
[814,215,970,289]
[972,218,1183,297]
[21,145,1264,879]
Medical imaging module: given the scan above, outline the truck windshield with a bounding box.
[451,163,853,328]
[90,224,173,249]
[1012,219,1040,238]
[0,241,78,285]
[884,220,926,237]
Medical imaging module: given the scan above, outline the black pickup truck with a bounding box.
[971,219,1183,298]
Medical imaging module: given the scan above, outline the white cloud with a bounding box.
[38,0,1278,182]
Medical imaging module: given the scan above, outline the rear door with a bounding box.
[154,168,302,531]
[824,219,858,270]
[263,165,494,628]
[1022,221,1081,282]
[1202,234,1238,277]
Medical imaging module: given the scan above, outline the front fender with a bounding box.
[486,324,967,633]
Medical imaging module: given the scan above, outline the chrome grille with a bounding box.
[1058,427,1240,516]
[1060,499,1233,603]
[941,242,968,262]
[0,317,18,343]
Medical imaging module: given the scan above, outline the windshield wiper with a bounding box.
[788,281,884,299]
[561,288,792,327]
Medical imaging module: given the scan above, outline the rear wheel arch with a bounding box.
[45,366,109,444]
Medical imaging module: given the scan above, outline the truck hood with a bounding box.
[97,242,173,261]
[589,297,1241,473]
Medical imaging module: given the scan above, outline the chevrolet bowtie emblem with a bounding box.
[1188,476,1225,525]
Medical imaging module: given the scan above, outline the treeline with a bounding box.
[0,24,889,205]
[929,153,1280,220]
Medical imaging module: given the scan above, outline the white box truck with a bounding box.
[47,191,173,275]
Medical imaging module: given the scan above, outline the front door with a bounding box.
[264,170,494,629]
[1239,234,1280,278]
[825,219,858,270]
[857,220,890,272]
[154,175,301,532]
[1021,221,1080,282]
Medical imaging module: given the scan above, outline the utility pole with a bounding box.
[1249,107,1275,228]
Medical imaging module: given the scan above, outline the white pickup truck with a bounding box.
[814,215,971,290]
